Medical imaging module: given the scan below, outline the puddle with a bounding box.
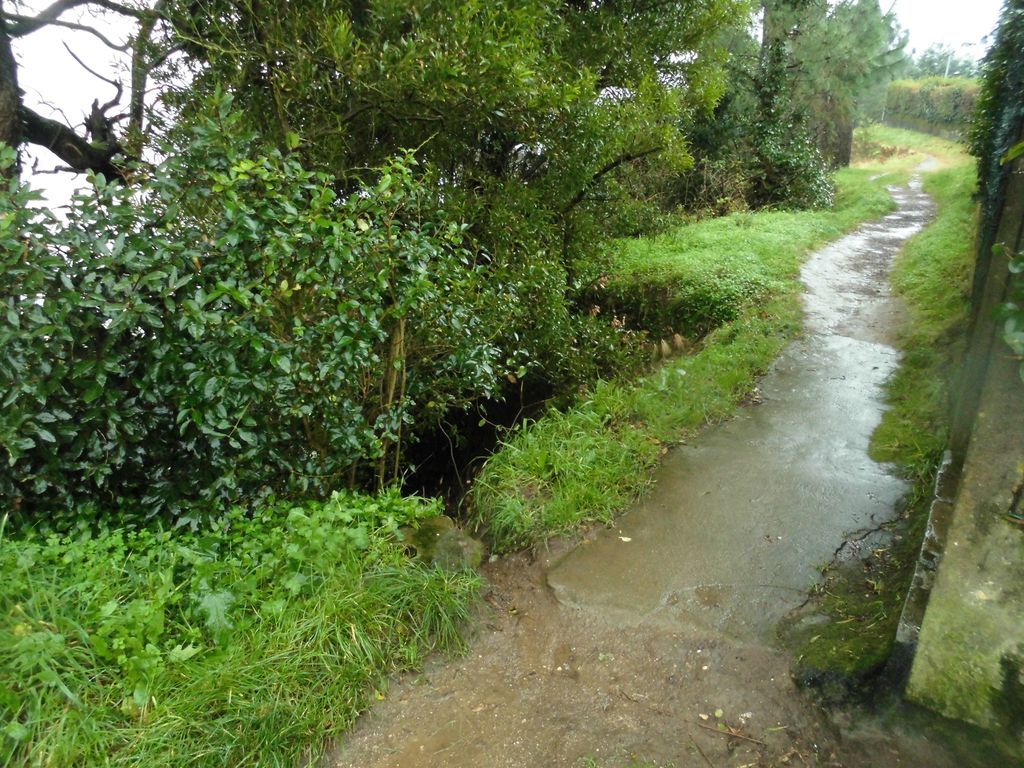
[330,174,981,768]
[547,181,936,643]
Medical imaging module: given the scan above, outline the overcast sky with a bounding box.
[889,0,1004,56]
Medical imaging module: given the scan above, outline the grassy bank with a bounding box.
[0,493,481,767]
[791,127,977,679]
[469,158,910,553]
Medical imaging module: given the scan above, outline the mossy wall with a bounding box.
[907,3,1024,742]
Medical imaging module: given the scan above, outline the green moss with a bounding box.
[909,614,1006,728]
[789,513,927,684]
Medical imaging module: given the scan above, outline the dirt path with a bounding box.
[328,175,971,768]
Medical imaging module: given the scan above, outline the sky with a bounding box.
[888,0,1005,57]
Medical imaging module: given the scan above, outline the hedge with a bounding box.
[885,78,980,139]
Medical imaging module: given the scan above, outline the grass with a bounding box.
[0,492,481,767]
[470,155,914,553]
[854,124,971,171]
[791,128,977,680]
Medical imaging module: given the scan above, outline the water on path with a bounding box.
[547,180,934,643]
[330,177,970,768]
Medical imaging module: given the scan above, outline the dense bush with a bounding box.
[160,0,745,384]
[0,491,480,766]
[885,78,980,138]
[0,109,506,518]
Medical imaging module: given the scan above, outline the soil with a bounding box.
[327,171,986,768]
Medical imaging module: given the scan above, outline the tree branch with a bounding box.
[125,0,166,154]
[563,146,663,213]
[20,104,127,181]
[4,0,144,37]
[63,42,122,91]
[5,11,131,49]
[0,10,20,162]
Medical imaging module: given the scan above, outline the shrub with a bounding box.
[885,78,980,138]
[0,108,501,520]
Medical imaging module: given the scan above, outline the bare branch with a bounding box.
[563,146,663,213]
[62,42,122,94]
[20,104,128,181]
[29,13,131,49]
[4,0,145,37]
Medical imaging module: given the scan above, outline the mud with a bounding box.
[329,174,975,767]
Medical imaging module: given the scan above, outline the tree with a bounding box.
[155,0,749,390]
[760,0,906,168]
[0,0,174,180]
[911,43,980,79]
[2,1,753,516]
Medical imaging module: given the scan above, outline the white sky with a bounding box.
[888,0,1004,56]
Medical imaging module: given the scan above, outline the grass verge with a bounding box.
[789,128,977,681]
[469,157,910,553]
[1,492,481,767]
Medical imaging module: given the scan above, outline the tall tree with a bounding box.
[759,0,906,167]
[911,43,980,79]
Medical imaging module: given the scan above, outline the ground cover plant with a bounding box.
[0,491,481,767]
[470,156,906,553]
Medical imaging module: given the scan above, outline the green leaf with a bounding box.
[83,384,104,403]
[197,590,235,643]
[168,643,202,663]
[1002,140,1024,166]
[4,721,30,742]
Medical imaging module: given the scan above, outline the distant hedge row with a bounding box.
[885,78,980,138]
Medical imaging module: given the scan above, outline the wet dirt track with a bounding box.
[329,174,970,768]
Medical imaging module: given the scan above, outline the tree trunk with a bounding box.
[0,8,21,175]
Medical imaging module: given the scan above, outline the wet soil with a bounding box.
[329,175,974,767]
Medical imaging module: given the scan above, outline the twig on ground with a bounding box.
[696,721,767,747]
[690,734,716,768]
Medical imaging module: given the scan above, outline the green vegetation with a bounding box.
[0,492,481,766]
[907,43,980,80]
[970,0,1024,381]
[793,129,976,680]
[0,2,967,764]
[0,132,502,513]
[669,1,906,215]
[885,78,980,138]
[470,163,900,552]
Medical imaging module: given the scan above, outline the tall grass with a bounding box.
[470,161,909,553]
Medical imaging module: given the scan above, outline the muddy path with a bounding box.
[329,174,970,768]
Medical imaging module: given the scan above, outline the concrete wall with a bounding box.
[906,129,1024,735]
